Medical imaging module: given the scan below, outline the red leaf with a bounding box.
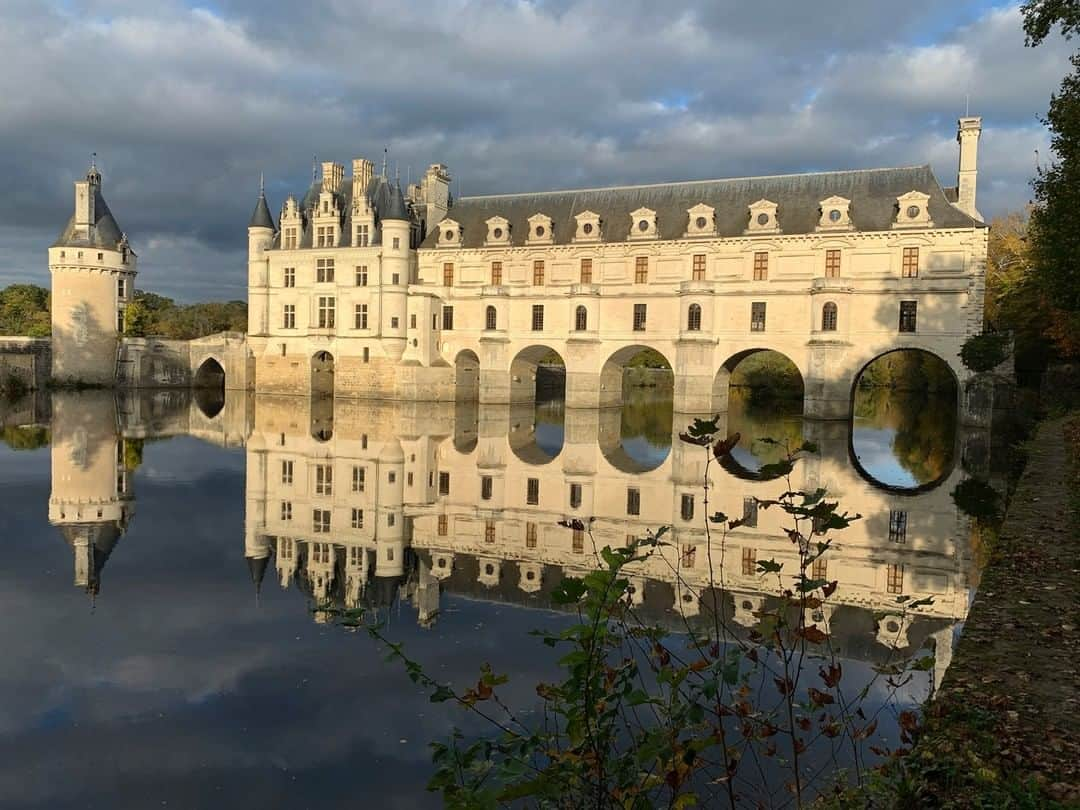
[808,687,835,707]
[819,663,843,688]
[713,432,741,460]
[822,580,838,598]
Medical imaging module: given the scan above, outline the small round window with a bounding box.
[638,219,650,232]
[444,229,455,241]
[437,558,447,568]
[493,227,503,239]
[525,570,535,581]
[907,205,920,219]
[535,225,545,237]
[757,212,770,226]
[695,216,707,229]
[583,222,593,235]
[829,209,842,222]
[484,564,495,576]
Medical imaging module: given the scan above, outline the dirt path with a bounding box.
[896,414,1080,806]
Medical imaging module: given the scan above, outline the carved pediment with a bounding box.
[484,215,511,245]
[629,207,657,239]
[574,209,602,242]
[893,191,933,229]
[817,195,853,231]
[746,199,780,234]
[438,218,462,247]
[527,212,553,244]
[685,202,716,237]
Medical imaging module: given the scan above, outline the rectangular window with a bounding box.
[750,302,766,332]
[390,316,398,328]
[352,466,365,492]
[812,557,828,580]
[491,261,502,286]
[572,529,585,554]
[635,256,648,284]
[887,564,904,594]
[531,304,544,332]
[481,476,493,500]
[315,464,333,496]
[313,509,331,534]
[825,249,841,278]
[356,224,369,247]
[533,260,545,286]
[280,501,292,521]
[888,510,908,543]
[633,303,647,332]
[692,254,706,280]
[569,483,582,509]
[484,521,496,544]
[363,347,369,363]
[317,296,336,328]
[626,487,640,516]
[316,257,335,283]
[680,494,695,522]
[442,306,454,331]
[392,272,399,285]
[117,278,126,298]
[742,547,757,576]
[283,304,295,329]
[284,227,298,250]
[899,300,918,333]
[351,508,364,529]
[284,267,295,287]
[438,471,450,496]
[682,544,697,568]
[443,262,454,286]
[355,266,368,286]
[753,251,769,281]
[580,258,593,284]
[355,304,368,330]
[526,478,540,505]
[437,514,448,536]
[902,247,919,278]
[525,522,538,549]
[742,496,758,528]
[281,460,293,485]
[410,314,417,329]
[392,237,400,250]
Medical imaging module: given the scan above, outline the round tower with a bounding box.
[247,180,276,336]
[380,182,411,360]
[49,162,138,385]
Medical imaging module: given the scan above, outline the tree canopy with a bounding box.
[0,284,51,337]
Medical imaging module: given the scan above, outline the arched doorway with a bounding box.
[311,351,335,396]
[509,346,565,404]
[454,350,480,402]
[849,349,958,490]
[193,358,225,419]
[713,349,804,412]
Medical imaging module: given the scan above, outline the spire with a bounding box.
[87,151,101,185]
[384,180,410,221]
[382,148,388,177]
[248,178,275,230]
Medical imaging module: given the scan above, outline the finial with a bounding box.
[259,172,265,196]
[382,148,388,177]
[312,156,318,183]
[965,93,970,117]
[90,151,97,171]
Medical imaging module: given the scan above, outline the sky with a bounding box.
[0,0,1074,302]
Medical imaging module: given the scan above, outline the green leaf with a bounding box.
[756,559,784,574]
[430,685,455,703]
[551,577,587,604]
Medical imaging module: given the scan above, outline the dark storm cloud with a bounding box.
[0,1,1072,301]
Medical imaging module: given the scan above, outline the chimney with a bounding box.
[74,168,99,229]
[420,163,452,225]
[321,161,344,194]
[352,158,374,198]
[956,116,982,220]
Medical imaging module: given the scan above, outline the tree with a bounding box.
[122,301,151,337]
[0,284,50,337]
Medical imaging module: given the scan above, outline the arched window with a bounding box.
[687,303,702,331]
[575,305,588,332]
[485,306,497,331]
[821,302,838,332]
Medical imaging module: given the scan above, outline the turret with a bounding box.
[955,116,982,220]
[248,180,275,335]
[380,182,411,358]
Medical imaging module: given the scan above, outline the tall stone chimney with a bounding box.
[321,161,344,194]
[419,163,452,228]
[956,116,982,220]
[352,158,374,200]
[74,168,99,230]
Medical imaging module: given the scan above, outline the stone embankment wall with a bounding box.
[0,338,51,391]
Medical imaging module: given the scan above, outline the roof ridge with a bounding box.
[458,165,932,202]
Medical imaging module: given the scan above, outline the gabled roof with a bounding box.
[271,173,410,250]
[419,165,982,249]
[52,186,126,250]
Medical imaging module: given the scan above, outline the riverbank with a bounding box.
[837,412,1080,807]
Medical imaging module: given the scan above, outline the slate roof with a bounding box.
[248,192,276,230]
[420,164,981,249]
[53,185,126,250]
[59,522,122,594]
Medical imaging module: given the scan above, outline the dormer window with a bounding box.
[439,219,462,247]
[574,210,601,242]
[485,216,511,246]
[629,207,657,240]
[893,191,933,229]
[685,203,715,237]
[527,213,553,245]
[746,200,780,234]
[817,196,852,231]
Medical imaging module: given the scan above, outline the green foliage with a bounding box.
[0,284,50,337]
[729,350,803,398]
[328,420,950,808]
[951,477,1001,520]
[123,439,144,471]
[625,348,671,369]
[0,425,49,450]
[122,301,151,337]
[1022,0,1080,45]
[960,332,1011,373]
[857,351,956,392]
[130,290,247,339]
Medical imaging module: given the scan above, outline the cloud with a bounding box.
[0,1,1072,301]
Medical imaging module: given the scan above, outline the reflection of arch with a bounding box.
[713,349,805,411]
[510,345,565,404]
[508,401,564,465]
[310,394,334,442]
[193,358,225,419]
[311,351,335,395]
[455,349,480,401]
[597,401,672,473]
[598,345,673,408]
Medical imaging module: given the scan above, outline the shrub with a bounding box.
[960,333,1011,373]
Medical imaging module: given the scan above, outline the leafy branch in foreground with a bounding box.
[326,418,942,808]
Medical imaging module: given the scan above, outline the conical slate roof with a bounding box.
[384,182,410,221]
[249,192,276,230]
[53,184,126,250]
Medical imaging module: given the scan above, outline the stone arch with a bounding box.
[508,401,563,465]
[598,344,674,408]
[849,347,959,413]
[509,345,565,404]
[192,357,225,419]
[311,350,335,395]
[454,349,480,401]
[713,348,805,412]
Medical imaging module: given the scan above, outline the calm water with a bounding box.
[0,386,977,808]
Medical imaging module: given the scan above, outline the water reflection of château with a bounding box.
[44,389,979,685]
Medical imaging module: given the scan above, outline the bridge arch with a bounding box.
[454,349,480,401]
[311,351,335,396]
[849,347,959,414]
[508,401,563,465]
[598,345,674,409]
[713,348,805,413]
[509,345,565,404]
[192,357,225,419]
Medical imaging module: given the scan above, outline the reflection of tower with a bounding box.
[48,394,133,597]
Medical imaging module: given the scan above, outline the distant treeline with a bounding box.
[0,284,247,341]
